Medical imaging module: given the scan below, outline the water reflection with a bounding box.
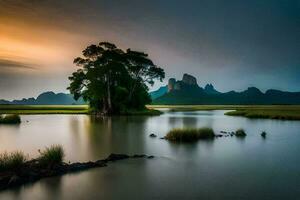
[0,111,300,199]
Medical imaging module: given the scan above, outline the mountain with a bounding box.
[0,91,86,105]
[152,74,300,105]
[150,86,168,100]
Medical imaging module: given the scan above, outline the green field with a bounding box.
[1,105,300,120]
[0,105,161,115]
[148,105,300,120]
[0,105,90,114]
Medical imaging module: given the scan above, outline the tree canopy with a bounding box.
[68,42,165,114]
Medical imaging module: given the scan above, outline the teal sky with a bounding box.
[0,0,299,100]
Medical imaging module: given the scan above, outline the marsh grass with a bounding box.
[165,127,215,142]
[0,151,27,172]
[38,145,65,167]
[235,129,247,137]
[225,109,300,120]
[0,114,21,124]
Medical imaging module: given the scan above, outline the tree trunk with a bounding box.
[128,79,137,102]
[106,74,112,114]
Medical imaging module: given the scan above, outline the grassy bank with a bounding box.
[0,105,162,116]
[165,127,215,142]
[0,146,153,191]
[0,105,90,114]
[148,105,300,120]
[224,109,300,120]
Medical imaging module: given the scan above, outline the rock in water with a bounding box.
[261,131,267,138]
[149,133,157,138]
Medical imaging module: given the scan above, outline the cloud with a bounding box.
[0,58,36,70]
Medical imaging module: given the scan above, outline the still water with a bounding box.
[0,110,299,200]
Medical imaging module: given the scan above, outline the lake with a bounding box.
[0,110,300,200]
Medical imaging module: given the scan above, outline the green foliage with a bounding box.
[38,145,65,167]
[0,151,27,172]
[0,114,21,124]
[235,129,247,137]
[68,42,165,114]
[165,127,215,142]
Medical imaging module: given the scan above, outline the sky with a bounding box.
[0,0,299,100]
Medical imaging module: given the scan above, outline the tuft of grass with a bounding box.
[0,114,21,124]
[165,127,215,142]
[235,129,247,137]
[38,145,65,167]
[0,151,27,172]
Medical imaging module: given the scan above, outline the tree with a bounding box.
[68,42,165,114]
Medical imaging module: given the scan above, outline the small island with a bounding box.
[68,42,165,115]
[0,145,154,191]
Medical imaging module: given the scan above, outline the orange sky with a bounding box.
[0,0,299,100]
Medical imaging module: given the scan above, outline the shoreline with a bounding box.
[0,153,154,191]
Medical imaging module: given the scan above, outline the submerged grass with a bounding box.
[0,151,27,172]
[38,145,65,167]
[165,127,215,142]
[0,114,21,124]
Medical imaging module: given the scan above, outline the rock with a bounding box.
[182,74,197,85]
[168,78,176,92]
[132,154,147,158]
[149,133,157,138]
[174,81,182,90]
[160,137,165,140]
[220,131,227,134]
[105,154,130,162]
[215,134,223,137]
[261,131,267,138]
[204,84,220,94]
[147,156,154,159]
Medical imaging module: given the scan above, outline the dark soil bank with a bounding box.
[0,154,154,191]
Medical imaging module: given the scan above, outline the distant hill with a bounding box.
[152,74,300,105]
[0,92,86,105]
[150,86,168,99]
[2,76,300,105]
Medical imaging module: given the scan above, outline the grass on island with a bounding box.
[235,129,247,137]
[148,105,300,120]
[0,145,65,172]
[38,145,65,167]
[0,114,21,124]
[165,127,215,142]
[0,151,27,172]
